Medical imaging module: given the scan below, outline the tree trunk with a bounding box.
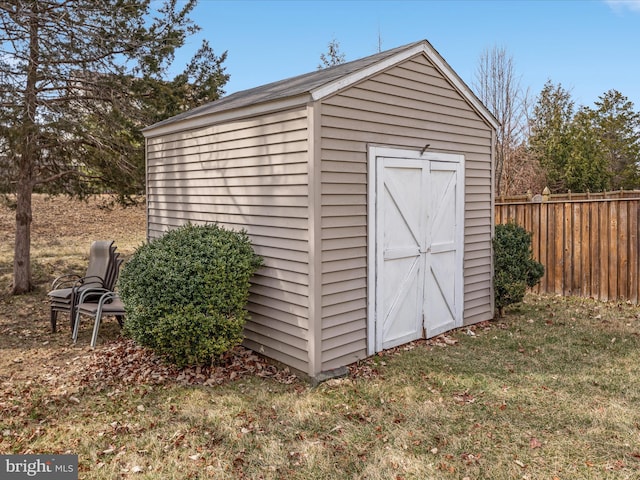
[12,184,33,294]
[12,2,39,294]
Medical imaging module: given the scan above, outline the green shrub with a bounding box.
[118,223,263,367]
[493,222,544,316]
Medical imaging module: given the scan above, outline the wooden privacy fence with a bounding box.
[495,193,640,303]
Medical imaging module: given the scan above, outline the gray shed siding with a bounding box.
[318,54,494,371]
[146,108,313,373]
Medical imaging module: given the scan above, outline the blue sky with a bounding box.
[170,0,640,109]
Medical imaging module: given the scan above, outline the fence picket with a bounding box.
[554,204,564,295]
[608,202,617,301]
[572,202,581,297]
[630,204,638,303]
[590,202,600,299]
[619,202,628,300]
[580,203,590,298]
[539,203,548,293]
[564,203,572,295]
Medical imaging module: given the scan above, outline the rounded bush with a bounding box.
[118,223,263,367]
[493,222,544,316]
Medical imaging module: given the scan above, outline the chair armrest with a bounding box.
[98,291,119,305]
[76,287,111,304]
[51,273,81,289]
[70,276,106,293]
[75,275,105,286]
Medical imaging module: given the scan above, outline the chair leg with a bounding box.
[69,304,76,332]
[51,309,57,333]
[72,309,82,344]
[90,312,103,348]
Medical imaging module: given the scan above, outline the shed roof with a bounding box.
[144,39,498,137]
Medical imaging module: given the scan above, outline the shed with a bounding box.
[143,39,498,381]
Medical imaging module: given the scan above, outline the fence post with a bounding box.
[542,187,550,203]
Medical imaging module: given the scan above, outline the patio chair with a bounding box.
[47,240,120,332]
[72,288,125,347]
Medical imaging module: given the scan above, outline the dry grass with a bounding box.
[0,194,145,291]
[1,196,640,479]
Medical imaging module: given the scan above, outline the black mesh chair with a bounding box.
[47,241,121,333]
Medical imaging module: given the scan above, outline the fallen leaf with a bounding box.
[530,437,542,449]
[453,391,475,404]
[608,460,625,470]
[442,336,458,345]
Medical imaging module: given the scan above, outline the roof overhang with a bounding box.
[143,39,498,138]
[143,93,311,138]
[311,41,498,131]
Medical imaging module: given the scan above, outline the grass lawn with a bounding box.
[1,196,640,479]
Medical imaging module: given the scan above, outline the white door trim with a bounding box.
[367,146,465,355]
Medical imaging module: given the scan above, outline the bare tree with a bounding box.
[500,143,546,196]
[318,38,345,69]
[474,46,528,195]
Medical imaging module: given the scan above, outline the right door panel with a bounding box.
[423,161,461,337]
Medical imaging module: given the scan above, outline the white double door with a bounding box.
[369,148,464,353]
